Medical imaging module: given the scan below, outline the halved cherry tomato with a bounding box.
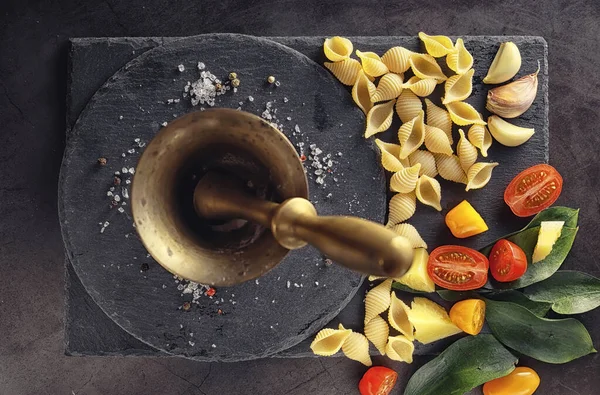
[427,246,489,291]
[489,239,527,282]
[358,366,398,395]
[504,164,563,217]
[483,366,540,395]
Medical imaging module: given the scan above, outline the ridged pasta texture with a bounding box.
[352,70,375,115]
[386,192,417,226]
[408,149,438,178]
[418,32,455,57]
[364,315,389,355]
[364,279,393,324]
[425,99,453,144]
[388,292,414,339]
[364,100,395,138]
[310,327,352,356]
[381,46,413,73]
[415,175,442,211]
[467,124,493,157]
[457,129,478,172]
[323,36,353,62]
[389,223,427,249]
[324,58,362,86]
[395,90,423,123]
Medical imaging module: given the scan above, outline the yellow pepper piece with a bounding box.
[445,200,488,238]
[449,299,485,335]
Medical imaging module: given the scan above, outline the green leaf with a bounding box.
[485,299,596,364]
[403,335,517,395]
[392,282,430,294]
[482,226,578,289]
[524,271,600,314]
[485,290,551,317]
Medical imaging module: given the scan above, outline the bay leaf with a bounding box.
[485,290,551,317]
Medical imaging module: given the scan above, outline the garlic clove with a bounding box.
[483,42,521,84]
[486,66,539,118]
[487,116,535,147]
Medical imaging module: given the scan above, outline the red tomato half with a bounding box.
[489,239,528,282]
[358,366,398,395]
[427,246,489,291]
[504,164,563,217]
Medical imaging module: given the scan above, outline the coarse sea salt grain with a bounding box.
[178,64,185,72]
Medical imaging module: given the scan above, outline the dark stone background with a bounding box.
[1,0,599,394]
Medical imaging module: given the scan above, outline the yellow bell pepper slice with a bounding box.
[445,200,488,238]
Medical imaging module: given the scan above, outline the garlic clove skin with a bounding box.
[486,67,539,118]
[487,115,535,147]
[483,42,522,84]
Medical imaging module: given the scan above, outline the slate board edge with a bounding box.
[63,35,549,360]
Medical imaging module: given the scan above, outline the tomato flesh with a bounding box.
[483,367,540,395]
[427,246,489,291]
[358,366,398,395]
[504,164,563,217]
[489,239,527,282]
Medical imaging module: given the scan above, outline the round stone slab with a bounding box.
[59,33,386,361]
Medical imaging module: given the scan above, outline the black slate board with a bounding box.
[64,35,548,360]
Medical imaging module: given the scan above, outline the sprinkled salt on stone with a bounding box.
[129,167,135,174]
[118,207,125,213]
[125,179,131,185]
[100,221,110,233]
[197,62,205,70]
[167,99,174,104]
[114,195,121,202]
[326,193,332,199]
[294,283,300,288]
[248,96,254,102]
[295,125,301,134]
[275,81,281,87]
[122,167,128,174]
[128,149,135,154]
[314,169,323,176]
[211,344,217,348]
[286,281,291,289]
[162,284,167,289]
[174,99,180,103]
[106,191,113,197]
[315,281,319,286]
[255,279,259,285]
[178,64,185,72]
[119,115,123,120]
[109,187,115,191]
[286,117,292,121]
[161,122,168,127]
[283,97,289,103]
[122,188,129,199]
[121,153,126,157]
[272,300,275,303]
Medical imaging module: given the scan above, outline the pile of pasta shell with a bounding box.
[323,34,499,226]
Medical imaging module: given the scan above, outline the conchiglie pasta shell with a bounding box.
[425,99,453,144]
[443,69,474,104]
[418,32,455,58]
[390,164,421,193]
[352,70,376,115]
[385,335,415,363]
[372,73,404,102]
[446,101,486,126]
[398,111,425,159]
[310,327,352,356]
[446,38,474,75]
[323,36,353,62]
[408,149,438,178]
[466,162,499,191]
[356,50,388,78]
[434,154,467,184]
[467,124,493,157]
[364,100,395,138]
[364,315,389,355]
[403,76,437,97]
[375,139,406,172]
[415,175,442,211]
[342,331,372,366]
[381,46,414,73]
[364,279,393,324]
[389,223,427,249]
[457,129,478,172]
[325,58,362,86]
[424,124,453,155]
[409,53,447,83]
[386,192,417,226]
[388,293,414,339]
[395,90,423,123]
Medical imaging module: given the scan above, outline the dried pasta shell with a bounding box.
[402,76,437,97]
[418,32,455,58]
[457,129,478,173]
[466,162,499,191]
[446,101,486,126]
[397,111,426,159]
[372,73,404,102]
[415,175,442,211]
[424,124,453,155]
[408,149,438,178]
[446,38,473,75]
[365,279,393,324]
[364,315,389,355]
[390,164,421,193]
[385,335,415,363]
[323,36,353,62]
[442,68,474,104]
[310,327,352,356]
[324,58,362,86]
[375,139,406,173]
[389,223,427,249]
[424,99,453,144]
[341,330,372,366]
[467,124,493,157]
[386,192,417,226]
[409,53,447,83]
[381,46,414,73]
[351,70,376,115]
[434,154,467,184]
[364,100,395,138]
[388,293,414,339]
[395,90,422,123]
[356,50,388,78]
